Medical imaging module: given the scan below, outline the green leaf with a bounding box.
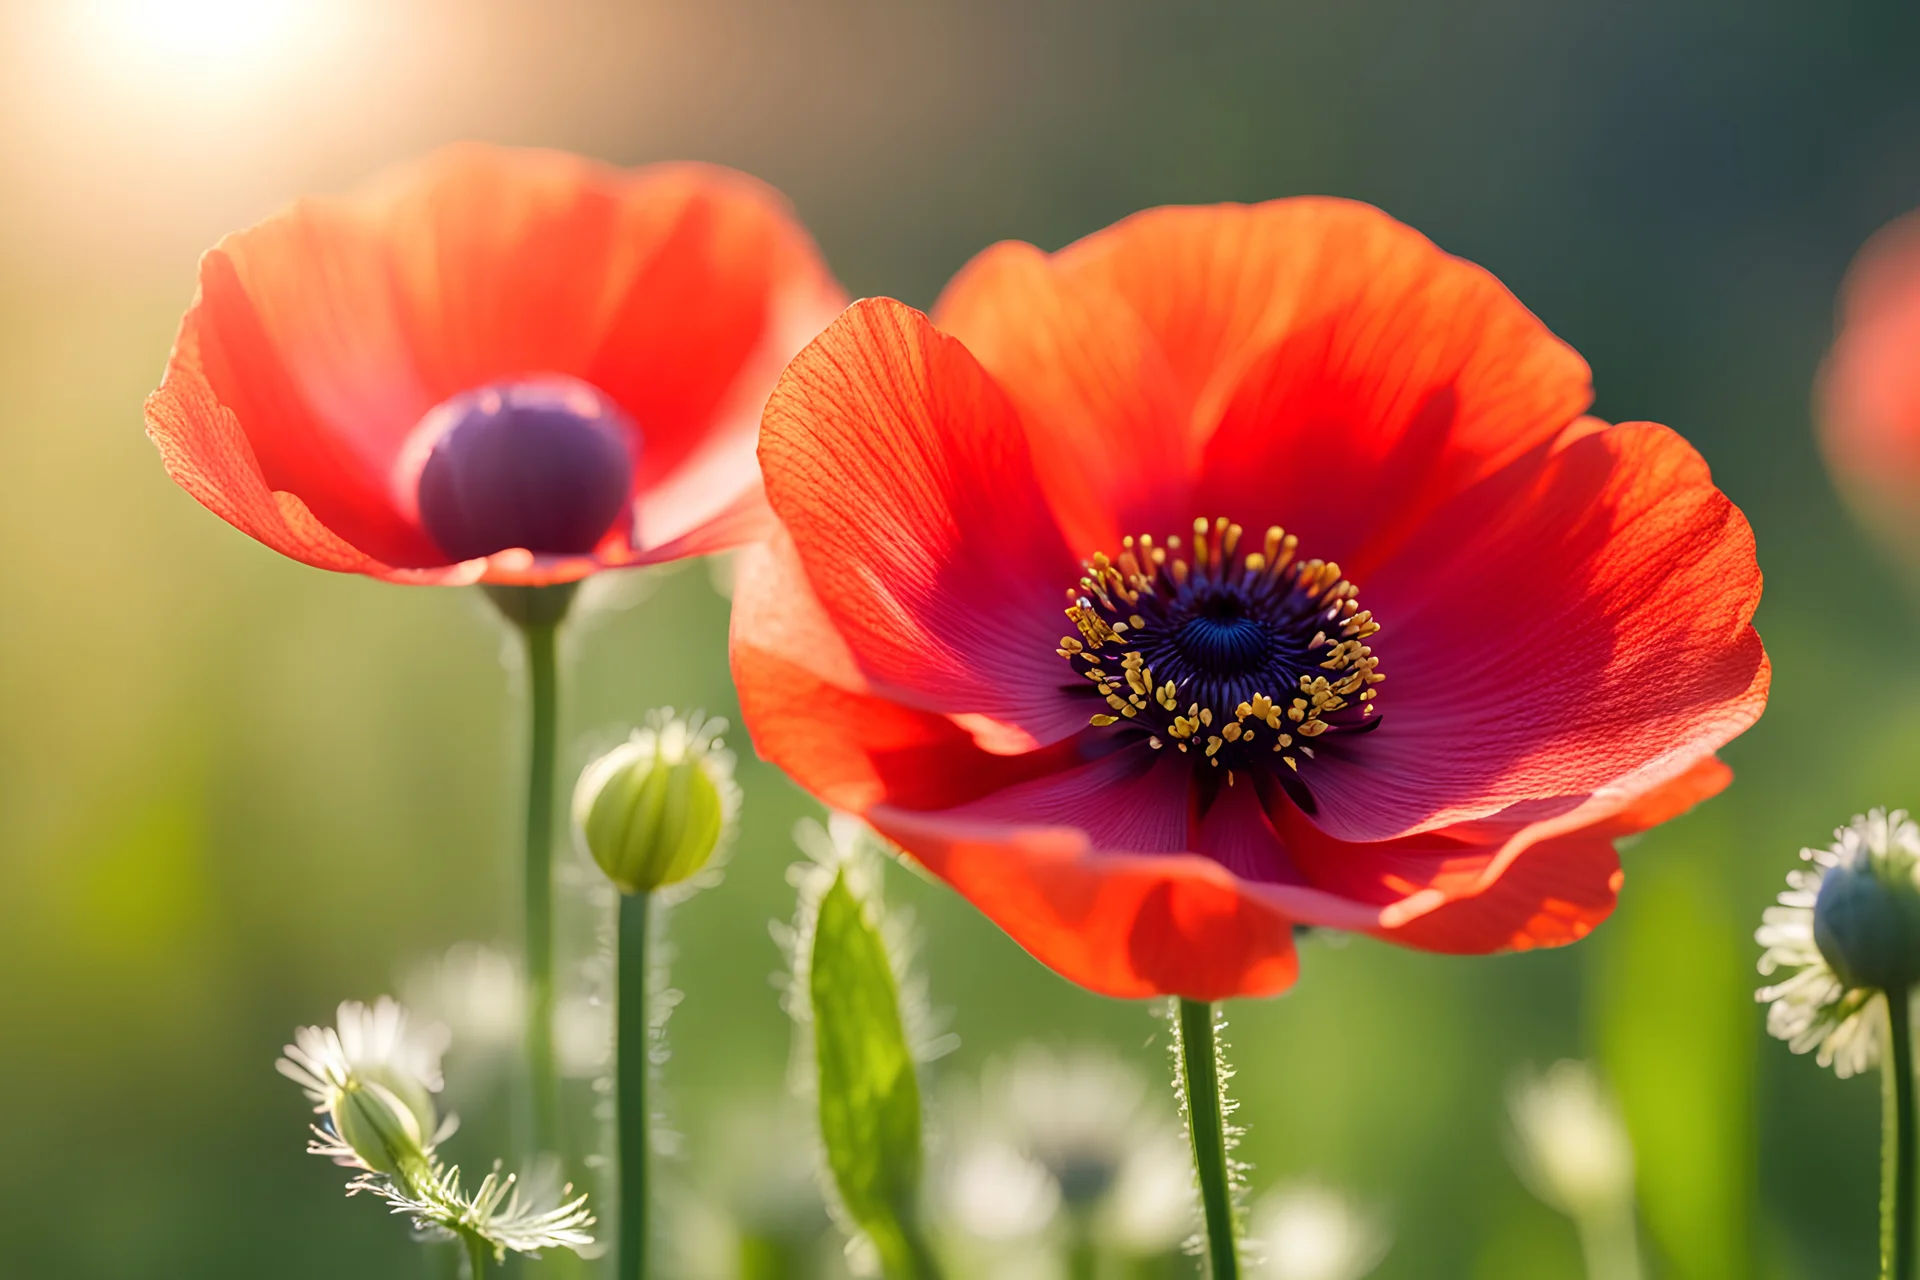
[810,870,940,1278]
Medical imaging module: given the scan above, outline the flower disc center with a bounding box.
[1055,517,1384,781]
[1175,592,1271,675]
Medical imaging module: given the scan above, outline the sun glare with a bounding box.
[77,0,318,75]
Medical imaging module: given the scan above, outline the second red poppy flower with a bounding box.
[732,198,1769,1001]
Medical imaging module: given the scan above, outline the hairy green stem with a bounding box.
[1177,998,1238,1280]
[1886,986,1916,1280]
[618,891,652,1280]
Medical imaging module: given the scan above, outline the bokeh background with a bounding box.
[2,1,1917,1276]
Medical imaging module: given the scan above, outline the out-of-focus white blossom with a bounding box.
[947,1141,1060,1242]
[1507,1060,1642,1280]
[402,944,523,1058]
[942,1044,1192,1258]
[1250,1183,1389,1280]
[1507,1060,1635,1220]
[401,945,608,1079]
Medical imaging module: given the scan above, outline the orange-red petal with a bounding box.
[870,805,1302,1001]
[1301,421,1767,842]
[933,242,1192,553]
[1819,210,1920,556]
[147,144,843,584]
[758,298,1091,745]
[1178,201,1593,576]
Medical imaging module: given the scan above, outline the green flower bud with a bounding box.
[574,711,740,895]
[1814,809,1920,991]
[334,1078,432,1177]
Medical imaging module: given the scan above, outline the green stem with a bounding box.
[1065,1212,1099,1280]
[464,1236,489,1280]
[1574,1206,1644,1280]
[618,891,652,1280]
[522,615,562,1159]
[1176,998,1239,1280]
[874,1220,944,1280]
[484,582,577,1165]
[1886,985,1916,1280]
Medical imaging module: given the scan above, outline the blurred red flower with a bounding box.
[732,199,1769,1000]
[1820,212,1920,565]
[147,143,845,587]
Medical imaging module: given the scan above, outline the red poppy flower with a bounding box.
[146,143,846,586]
[731,199,1769,1001]
[1820,211,1920,562]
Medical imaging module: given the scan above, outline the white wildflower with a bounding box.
[1757,809,1920,1077]
[1250,1182,1389,1280]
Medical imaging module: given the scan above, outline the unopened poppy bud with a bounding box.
[574,711,740,895]
[334,1078,432,1177]
[1814,810,1920,991]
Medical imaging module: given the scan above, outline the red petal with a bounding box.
[1172,201,1591,575]
[1287,754,1732,953]
[730,526,1079,810]
[936,749,1194,853]
[871,805,1301,1000]
[1820,211,1920,554]
[759,298,1091,745]
[147,144,843,583]
[933,242,1192,553]
[1301,422,1767,842]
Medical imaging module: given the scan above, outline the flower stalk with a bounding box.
[573,710,740,1279]
[1174,998,1239,1279]
[1887,985,1917,1280]
[486,583,578,1161]
[617,890,652,1280]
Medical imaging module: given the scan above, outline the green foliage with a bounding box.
[809,870,940,1279]
[1593,812,1755,1280]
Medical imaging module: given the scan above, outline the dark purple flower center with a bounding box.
[414,380,638,564]
[1057,517,1384,793]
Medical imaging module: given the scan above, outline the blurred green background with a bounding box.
[1,0,1917,1275]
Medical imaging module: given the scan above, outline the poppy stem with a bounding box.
[1175,997,1239,1279]
[617,890,652,1280]
[485,582,579,1165]
[522,615,562,1159]
[1885,985,1916,1280]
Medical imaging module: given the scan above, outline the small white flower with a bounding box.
[1756,809,1920,1078]
[278,997,450,1145]
[1507,1061,1635,1221]
[943,1045,1193,1256]
[279,999,593,1260]
[401,944,524,1058]
[947,1142,1061,1242]
[1250,1182,1389,1280]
